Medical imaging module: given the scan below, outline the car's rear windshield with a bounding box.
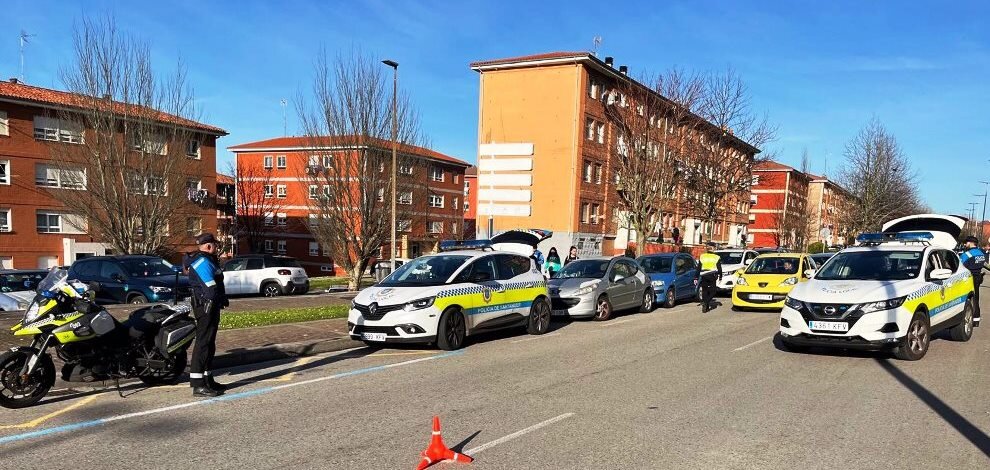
[815,251,922,281]
[554,260,609,279]
[0,272,46,292]
[121,258,175,278]
[638,257,672,274]
[378,255,470,287]
[746,257,800,275]
[267,257,302,268]
[714,251,744,264]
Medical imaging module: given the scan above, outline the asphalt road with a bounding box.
[1,292,989,469]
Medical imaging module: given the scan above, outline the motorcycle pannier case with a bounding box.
[156,320,195,354]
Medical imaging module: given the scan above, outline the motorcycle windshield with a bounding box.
[37,268,68,294]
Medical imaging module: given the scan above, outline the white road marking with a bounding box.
[465,413,575,456]
[733,335,775,352]
[511,333,561,343]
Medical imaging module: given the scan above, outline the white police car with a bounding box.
[779,227,976,361]
[347,240,552,350]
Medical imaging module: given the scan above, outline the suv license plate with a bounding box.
[749,294,773,300]
[362,333,387,342]
[808,321,849,332]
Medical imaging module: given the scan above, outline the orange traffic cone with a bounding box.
[415,416,473,470]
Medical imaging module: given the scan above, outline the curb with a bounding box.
[211,335,364,369]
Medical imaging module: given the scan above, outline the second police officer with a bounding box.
[960,236,986,327]
[183,233,230,397]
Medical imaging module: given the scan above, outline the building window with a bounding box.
[323,185,331,198]
[428,221,443,234]
[264,240,274,253]
[453,197,459,210]
[35,164,86,189]
[586,118,595,141]
[580,203,590,224]
[0,208,9,232]
[429,194,444,208]
[186,140,201,158]
[309,214,318,227]
[751,175,760,186]
[276,155,287,169]
[37,212,83,234]
[38,256,58,269]
[186,178,202,191]
[0,111,8,136]
[264,212,274,226]
[322,155,333,168]
[750,194,758,204]
[584,161,593,183]
[264,184,274,198]
[464,181,470,195]
[589,80,599,99]
[33,116,83,144]
[277,240,287,254]
[377,187,384,202]
[131,132,167,155]
[186,217,202,235]
[0,160,9,185]
[429,167,445,182]
[464,200,469,211]
[277,213,287,226]
[309,185,318,199]
[398,219,412,232]
[595,164,603,184]
[591,204,601,225]
[320,265,333,272]
[308,155,320,167]
[454,174,460,184]
[451,222,458,235]
[596,123,605,144]
[309,241,319,256]
[399,191,413,205]
[264,155,274,169]
[276,184,287,198]
[399,165,413,175]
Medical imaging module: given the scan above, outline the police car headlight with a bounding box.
[651,280,665,287]
[779,277,798,287]
[784,296,804,311]
[859,297,906,313]
[736,277,748,286]
[404,297,436,312]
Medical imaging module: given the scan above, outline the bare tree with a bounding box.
[227,162,286,254]
[800,147,811,174]
[605,69,704,251]
[838,118,922,233]
[679,68,776,242]
[297,49,423,290]
[46,17,205,255]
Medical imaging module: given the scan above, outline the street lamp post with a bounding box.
[382,59,399,273]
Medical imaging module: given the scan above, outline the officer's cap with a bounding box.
[196,233,219,245]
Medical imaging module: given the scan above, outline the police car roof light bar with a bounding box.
[856,231,933,246]
[439,239,493,252]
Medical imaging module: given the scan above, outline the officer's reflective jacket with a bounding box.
[183,251,227,302]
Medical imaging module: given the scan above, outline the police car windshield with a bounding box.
[747,257,800,275]
[555,260,609,279]
[378,255,470,287]
[815,251,922,281]
[714,251,744,264]
[638,257,672,274]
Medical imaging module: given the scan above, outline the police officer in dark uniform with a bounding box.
[960,236,986,327]
[183,233,229,397]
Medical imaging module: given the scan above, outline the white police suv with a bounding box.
[347,240,552,350]
[779,228,976,361]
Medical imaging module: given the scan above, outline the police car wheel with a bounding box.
[436,308,467,351]
[894,312,930,361]
[593,296,612,322]
[948,297,975,342]
[639,289,655,313]
[527,298,552,335]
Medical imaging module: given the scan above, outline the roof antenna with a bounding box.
[280,99,287,136]
[592,36,602,56]
[19,30,35,82]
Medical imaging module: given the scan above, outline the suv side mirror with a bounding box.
[929,268,952,281]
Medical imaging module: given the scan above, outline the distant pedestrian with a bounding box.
[531,247,545,273]
[658,229,665,244]
[672,227,681,245]
[961,236,986,326]
[698,246,723,313]
[565,246,579,265]
[545,247,562,278]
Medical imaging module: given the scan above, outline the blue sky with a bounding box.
[2,0,988,215]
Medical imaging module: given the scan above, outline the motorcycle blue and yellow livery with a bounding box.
[0,268,196,408]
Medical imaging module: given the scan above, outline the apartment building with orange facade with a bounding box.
[228,136,469,276]
[463,166,478,238]
[748,161,810,248]
[806,174,853,247]
[470,52,758,256]
[0,79,226,269]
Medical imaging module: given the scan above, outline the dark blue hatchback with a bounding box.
[636,253,700,308]
[68,255,190,304]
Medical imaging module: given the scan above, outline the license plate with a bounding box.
[362,333,387,342]
[551,309,568,316]
[749,294,773,300]
[808,321,849,332]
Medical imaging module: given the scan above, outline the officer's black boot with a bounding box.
[192,385,220,397]
[208,377,228,393]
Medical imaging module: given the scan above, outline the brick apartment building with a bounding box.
[216,173,236,255]
[228,136,469,276]
[0,79,226,269]
[806,174,853,247]
[463,166,477,239]
[470,52,758,257]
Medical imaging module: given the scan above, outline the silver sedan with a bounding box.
[547,256,653,321]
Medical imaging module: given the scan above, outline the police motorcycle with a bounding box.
[0,268,196,408]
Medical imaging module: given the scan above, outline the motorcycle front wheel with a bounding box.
[0,349,56,409]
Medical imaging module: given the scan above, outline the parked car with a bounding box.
[548,256,653,321]
[223,255,309,297]
[0,269,48,311]
[68,255,188,304]
[809,252,835,268]
[712,249,760,292]
[636,253,699,308]
[731,253,817,310]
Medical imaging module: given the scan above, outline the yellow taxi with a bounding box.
[731,253,817,310]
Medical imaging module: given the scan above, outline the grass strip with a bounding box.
[219,305,350,330]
